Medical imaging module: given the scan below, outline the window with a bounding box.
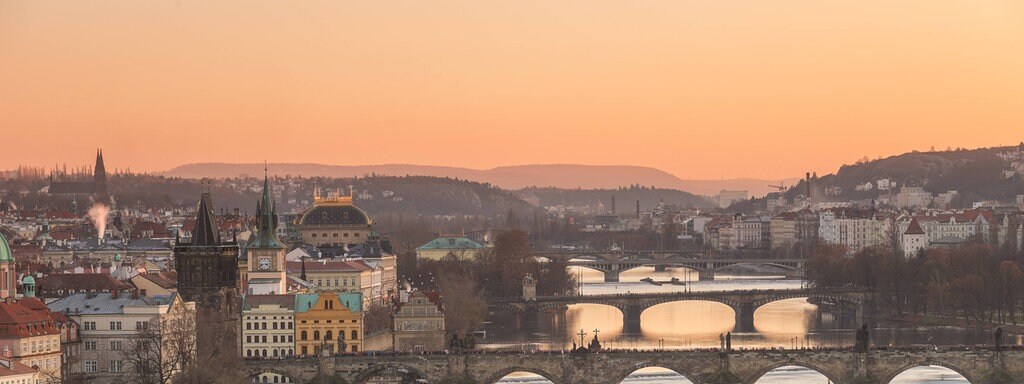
[136,321,149,330]
[110,360,123,373]
[325,331,332,340]
[110,321,122,330]
[246,322,252,330]
[110,340,122,351]
[246,336,252,344]
[84,361,98,373]
[84,322,96,330]
[301,331,307,340]
[313,331,320,340]
[273,322,278,330]
[301,346,308,355]
[84,341,97,350]
[351,330,358,340]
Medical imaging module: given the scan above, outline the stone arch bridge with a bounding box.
[533,251,804,282]
[245,348,1024,384]
[490,289,870,333]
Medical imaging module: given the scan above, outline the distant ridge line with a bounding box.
[160,163,798,196]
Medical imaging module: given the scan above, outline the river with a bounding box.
[487,266,1008,383]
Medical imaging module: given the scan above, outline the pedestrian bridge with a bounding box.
[490,289,870,333]
[245,348,1024,384]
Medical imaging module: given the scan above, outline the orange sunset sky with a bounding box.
[2,1,1023,180]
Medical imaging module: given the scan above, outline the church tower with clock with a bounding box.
[245,173,287,295]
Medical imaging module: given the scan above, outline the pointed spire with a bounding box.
[192,190,221,246]
[251,167,283,249]
[300,256,307,281]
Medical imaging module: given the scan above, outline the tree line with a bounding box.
[402,230,578,337]
[806,242,1024,325]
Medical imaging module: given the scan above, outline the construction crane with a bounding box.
[768,183,786,192]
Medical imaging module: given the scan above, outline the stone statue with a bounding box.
[995,327,1004,351]
[719,333,725,350]
[855,323,870,351]
[726,332,732,351]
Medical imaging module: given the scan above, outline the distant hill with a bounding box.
[161,163,797,196]
[521,186,714,211]
[788,144,1024,206]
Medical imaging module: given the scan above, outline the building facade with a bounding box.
[295,292,362,356]
[241,295,295,359]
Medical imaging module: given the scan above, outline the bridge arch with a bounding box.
[247,367,306,384]
[882,361,978,384]
[612,363,696,384]
[483,367,560,384]
[353,363,428,384]
[746,362,842,384]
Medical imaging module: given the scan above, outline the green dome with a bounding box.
[22,275,35,285]
[114,253,123,261]
[0,232,12,263]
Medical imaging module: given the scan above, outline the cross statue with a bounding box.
[577,329,588,347]
[592,329,600,338]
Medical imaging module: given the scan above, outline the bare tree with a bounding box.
[122,301,198,384]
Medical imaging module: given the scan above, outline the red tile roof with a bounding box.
[0,299,60,339]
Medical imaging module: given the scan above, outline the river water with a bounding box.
[488,266,1008,383]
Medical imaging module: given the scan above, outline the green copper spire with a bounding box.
[250,168,283,249]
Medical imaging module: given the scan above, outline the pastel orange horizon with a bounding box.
[2,1,1023,179]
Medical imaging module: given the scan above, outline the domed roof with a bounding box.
[0,232,12,262]
[114,253,123,261]
[299,204,371,227]
[22,275,35,285]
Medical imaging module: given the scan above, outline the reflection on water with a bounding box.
[488,266,994,383]
[494,366,970,384]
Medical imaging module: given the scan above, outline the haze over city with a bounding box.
[4,2,1024,384]
[3,1,1024,179]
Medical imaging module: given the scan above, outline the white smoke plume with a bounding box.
[88,203,110,238]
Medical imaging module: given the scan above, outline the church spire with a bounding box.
[251,167,283,249]
[192,187,221,246]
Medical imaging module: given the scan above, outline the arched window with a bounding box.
[351,330,358,340]
[261,349,267,357]
[325,331,332,340]
[272,349,278,357]
[246,349,252,357]
[300,331,307,340]
[339,331,344,340]
[313,331,320,340]
[288,349,294,356]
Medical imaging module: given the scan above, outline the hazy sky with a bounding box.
[2,1,1023,179]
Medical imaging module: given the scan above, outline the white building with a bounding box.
[819,209,891,254]
[47,292,196,384]
[896,187,933,209]
[241,294,295,359]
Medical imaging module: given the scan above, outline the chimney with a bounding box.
[112,290,119,299]
[636,200,641,219]
[131,290,139,299]
[611,196,616,214]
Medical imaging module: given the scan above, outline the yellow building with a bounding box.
[294,292,362,356]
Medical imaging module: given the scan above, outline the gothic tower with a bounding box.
[245,173,287,294]
[174,190,240,356]
[92,149,109,203]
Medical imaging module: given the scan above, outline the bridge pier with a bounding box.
[622,305,643,334]
[604,270,620,283]
[734,303,755,333]
[653,265,667,272]
[699,269,716,281]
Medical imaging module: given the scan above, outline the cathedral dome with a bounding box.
[298,204,371,227]
[0,232,12,262]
